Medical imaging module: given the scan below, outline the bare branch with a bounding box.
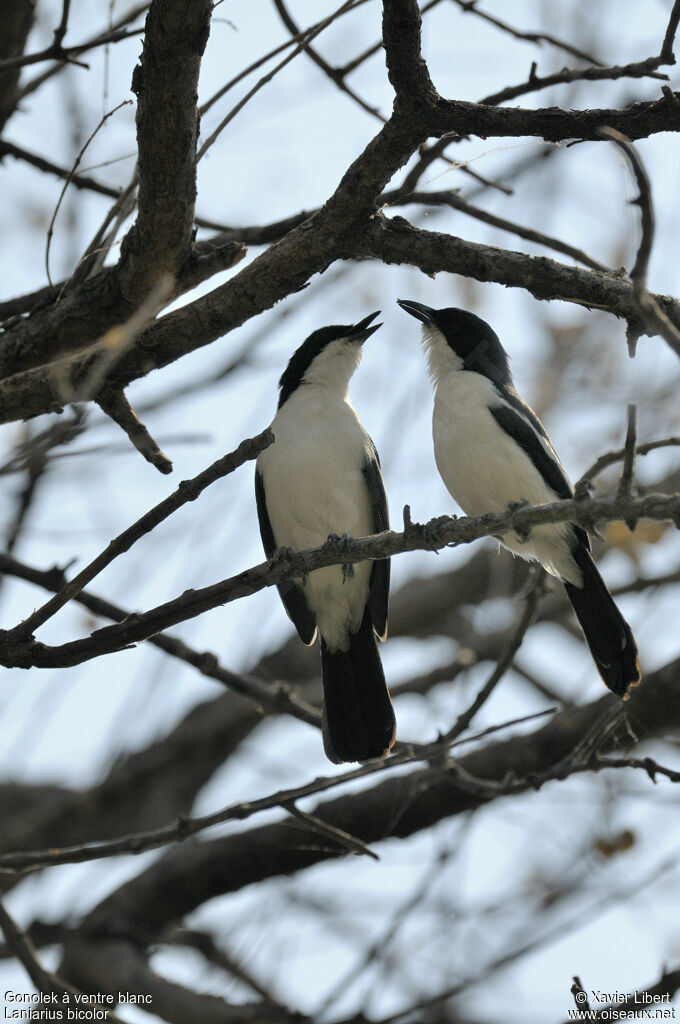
[0,710,555,874]
[0,139,122,198]
[357,214,680,351]
[1,489,678,670]
[57,657,680,940]
[285,803,380,860]
[16,3,149,104]
[6,428,273,641]
[96,387,173,473]
[481,56,671,108]
[598,125,680,357]
[272,0,382,119]
[0,899,125,1022]
[617,404,638,508]
[439,576,546,746]
[44,100,132,287]
[579,435,680,485]
[388,189,609,271]
[660,0,680,63]
[450,0,604,66]
[0,551,321,727]
[119,0,212,302]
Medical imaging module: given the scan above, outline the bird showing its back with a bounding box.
[397,298,640,698]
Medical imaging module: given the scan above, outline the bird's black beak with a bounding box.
[397,299,435,324]
[349,310,382,343]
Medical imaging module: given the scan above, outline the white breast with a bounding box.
[257,388,376,649]
[432,369,581,585]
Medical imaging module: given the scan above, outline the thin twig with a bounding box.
[197,0,360,161]
[285,803,379,860]
[16,3,148,100]
[617,404,638,515]
[0,552,321,727]
[440,577,546,746]
[272,0,381,118]
[6,428,273,641]
[0,709,555,873]
[44,100,132,287]
[199,0,371,116]
[451,0,604,65]
[0,140,121,198]
[598,126,680,358]
[578,435,680,486]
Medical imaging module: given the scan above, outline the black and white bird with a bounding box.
[255,312,395,763]
[397,299,640,697]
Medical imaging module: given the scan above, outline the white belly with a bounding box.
[258,390,375,649]
[432,372,580,584]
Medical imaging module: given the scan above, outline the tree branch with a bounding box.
[118,0,212,302]
[96,386,173,474]
[67,654,680,944]
[357,214,680,351]
[1,490,677,669]
[0,0,36,133]
[0,898,125,1022]
[6,428,273,641]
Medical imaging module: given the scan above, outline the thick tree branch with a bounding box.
[382,0,438,109]
[59,936,292,1024]
[422,90,680,143]
[0,0,36,133]
[3,4,678,397]
[118,0,212,301]
[357,214,680,348]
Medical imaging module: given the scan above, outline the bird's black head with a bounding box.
[278,311,382,408]
[397,300,511,386]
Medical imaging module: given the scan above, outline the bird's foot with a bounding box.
[326,533,356,583]
[506,496,531,543]
[273,545,295,565]
[424,514,457,551]
[273,545,307,585]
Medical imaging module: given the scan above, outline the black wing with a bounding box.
[362,440,390,642]
[255,469,317,645]
[490,390,573,502]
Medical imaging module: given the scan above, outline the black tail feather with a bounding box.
[564,545,640,697]
[320,608,396,764]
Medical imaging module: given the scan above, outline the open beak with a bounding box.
[396,299,435,324]
[349,310,382,343]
